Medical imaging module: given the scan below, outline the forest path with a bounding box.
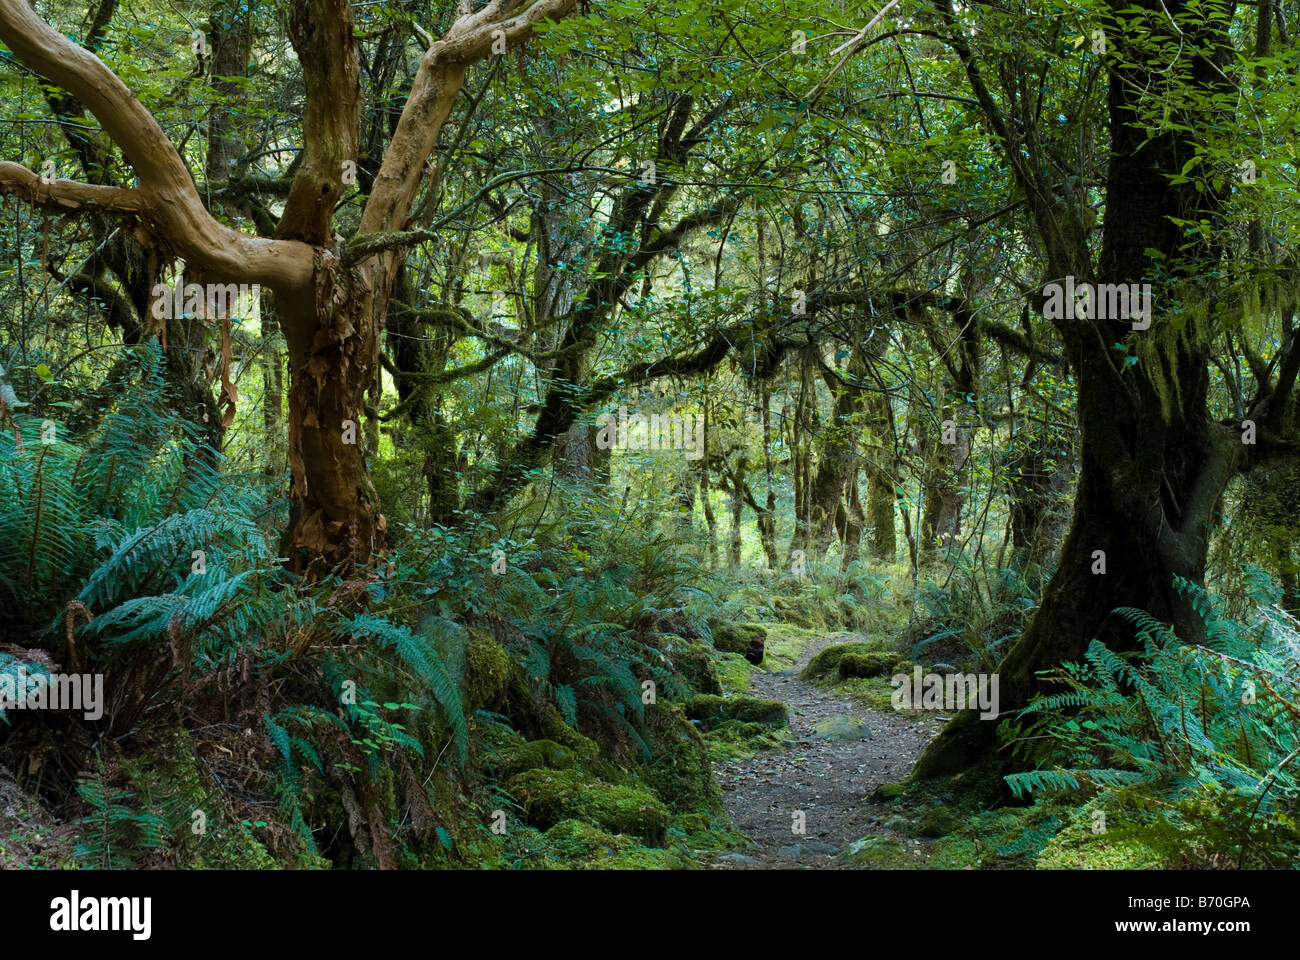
[711,631,942,869]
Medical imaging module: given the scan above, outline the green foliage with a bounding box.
[73,761,168,870]
[911,558,1037,671]
[1004,575,1300,868]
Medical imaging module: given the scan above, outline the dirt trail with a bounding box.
[712,632,943,869]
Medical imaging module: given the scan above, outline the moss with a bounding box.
[543,819,620,860]
[665,639,723,695]
[837,651,906,680]
[770,594,830,631]
[1035,802,1162,870]
[835,675,916,714]
[918,805,961,838]
[753,623,823,672]
[543,818,696,869]
[124,728,299,869]
[873,782,907,801]
[508,768,670,846]
[925,805,1064,869]
[464,627,511,709]
[841,835,910,867]
[687,694,788,730]
[489,737,577,779]
[714,651,756,696]
[538,704,600,761]
[641,701,724,814]
[702,720,793,763]
[801,641,898,681]
[708,622,766,665]
[587,846,691,869]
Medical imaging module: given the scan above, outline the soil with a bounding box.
[712,632,943,869]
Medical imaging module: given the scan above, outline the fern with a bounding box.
[1004,574,1300,867]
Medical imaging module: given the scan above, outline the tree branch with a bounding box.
[0,0,313,292]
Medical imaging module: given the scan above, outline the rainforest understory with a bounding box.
[1,0,1299,871]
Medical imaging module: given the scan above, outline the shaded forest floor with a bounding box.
[710,630,944,869]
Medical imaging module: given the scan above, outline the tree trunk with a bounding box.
[861,389,898,561]
[728,455,746,567]
[1006,425,1074,569]
[915,0,1238,777]
[279,277,386,573]
[840,473,865,570]
[261,289,285,480]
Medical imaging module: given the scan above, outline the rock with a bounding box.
[686,694,788,730]
[802,841,840,855]
[872,781,907,801]
[801,642,904,681]
[883,815,911,833]
[488,736,577,779]
[841,835,907,866]
[918,804,961,837]
[777,841,838,857]
[641,701,724,814]
[808,715,872,741]
[716,852,759,866]
[708,622,766,665]
[508,768,670,846]
[837,651,906,680]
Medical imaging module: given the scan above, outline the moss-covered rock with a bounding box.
[837,651,906,680]
[918,805,961,838]
[542,818,692,869]
[538,704,600,761]
[586,846,690,869]
[840,835,909,867]
[641,701,724,814]
[872,781,907,801]
[543,819,619,860]
[508,769,670,846]
[666,639,723,696]
[489,736,578,779]
[464,627,511,709]
[708,622,766,665]
[801,641,898,681]
[686,694,788,730]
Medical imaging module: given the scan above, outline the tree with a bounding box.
[0,0,577,571]
[915,0,1300,776]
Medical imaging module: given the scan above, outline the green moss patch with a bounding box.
[508,769,670,846]
[686,694,788,730]
[801,642,904,681]
[663,638,723,695]
[642,701,724,814]
[841,835,911,867]
[708,622,766,664]
[464,627,511,709]
[837,651,907,680]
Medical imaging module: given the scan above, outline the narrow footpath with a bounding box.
[712,632,943,869]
